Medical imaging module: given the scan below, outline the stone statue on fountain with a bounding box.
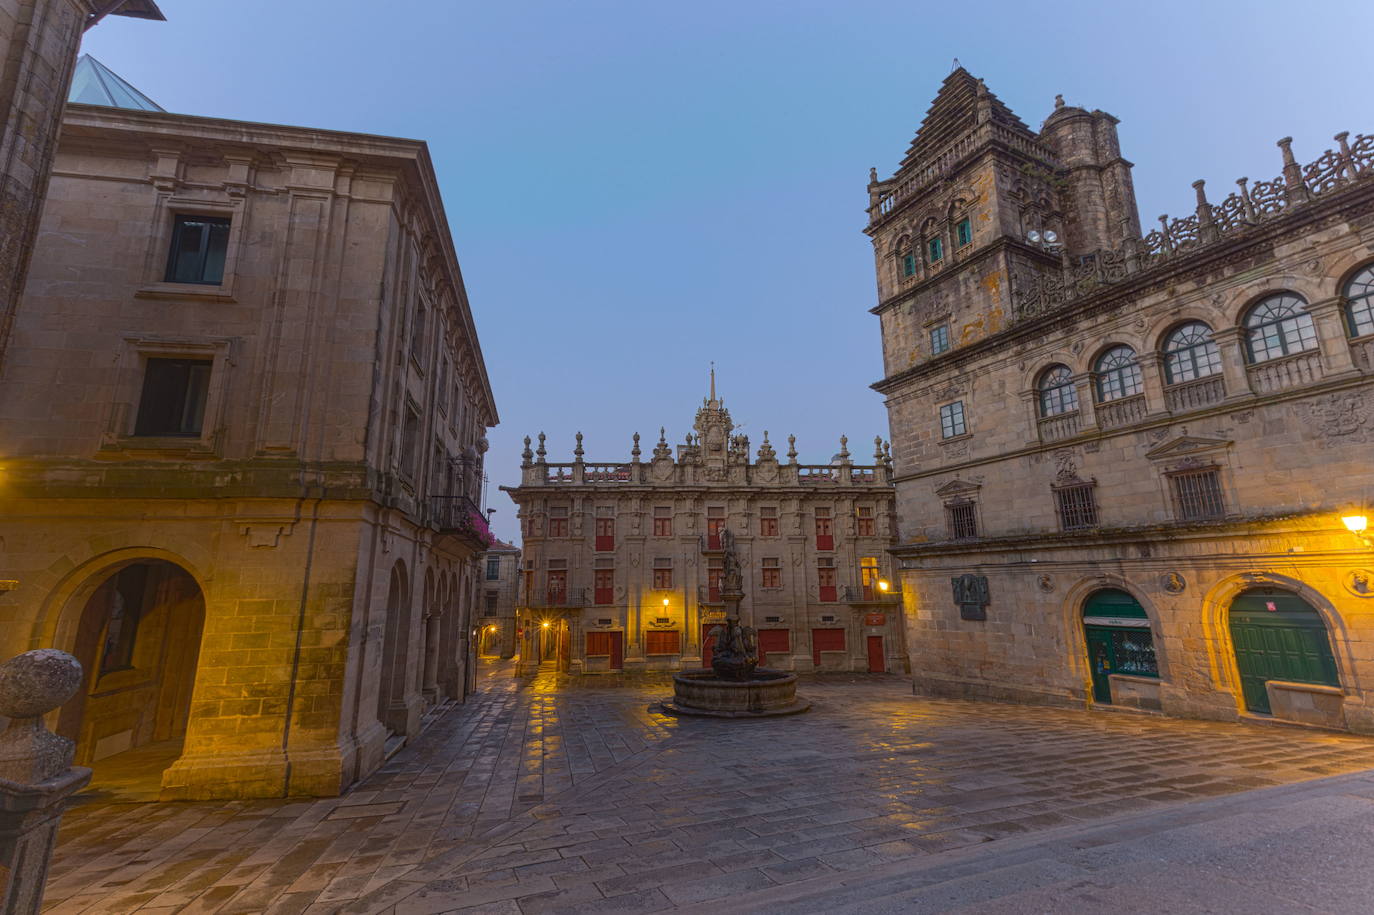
[708,529,759,681]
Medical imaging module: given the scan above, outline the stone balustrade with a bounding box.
[1165,375,1227,412]
[1246,350,1323,395]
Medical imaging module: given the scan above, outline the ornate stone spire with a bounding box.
[787,434,798,465]
[536,432,546,463]
[521,435,533,467]
[874,435,884,462]
[653,427,672,460]
[838,435,849,460]
[573,431,584,462]
[757,431,776,462]
[631,431,641,462]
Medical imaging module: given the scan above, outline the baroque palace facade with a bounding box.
[868,68,1374,732]
[0,62,498,798]
[503,384,902,675]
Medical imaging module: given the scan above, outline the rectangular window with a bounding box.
[594,569,614,605]
[134,358,211,437]
[1054,483,1099,531]
[653,558,673,590]
[165,215,229,285]
[437,359,450,414]
[928,236,944,262]
[956,218,973,247]
[761,558,781,589]
[653,506,672,537]
[815,507,833,551]
[410,301,427,363]
[930,324,951,355]
[946,501,978,539]
[706,556,724,601]
[901,252,917,277]
[759,506,779,537]
[485,590,498,613]
[856,506,875,537]
[818,562,837,602]
[401,403,420,479]
[1169,468,1226,521]
[548,507,568,538]
[595,517,615,551]
[586,631,614,656]
[546,570,567,604]
[939,401,966,438]
[860,556,879,600]
[644,630,681,655]
[707,506,726,549]
[486,558,501,580]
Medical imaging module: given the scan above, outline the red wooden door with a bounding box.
[815,516,833,551]
[758,629,790,667]
[594,569,613,605]
[609,631,623,670]
[595,518,615,551]
[707,518,725,550]
[867,635,884,673]
[818,567,837,602]
[701,622,717,668]
[812,628,845,667]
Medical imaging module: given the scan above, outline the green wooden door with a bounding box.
[1228,592,1338,714]
[1082,590,1158,705]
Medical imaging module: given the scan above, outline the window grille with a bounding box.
[1169,468,1226,521]
[939,401,966,438]
[1053,483,1098,531]
[946,501,978,539]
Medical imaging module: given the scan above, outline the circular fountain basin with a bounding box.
[661,668,810,718]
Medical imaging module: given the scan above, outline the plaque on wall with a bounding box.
[863,613,886,626]
[952,574,989,621]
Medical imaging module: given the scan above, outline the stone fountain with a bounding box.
[662,531,809,717]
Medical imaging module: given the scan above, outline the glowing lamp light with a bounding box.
[1344,515,1369,534]
[662,597,670,607]
[877,580,890,592]
[541,621,550,629]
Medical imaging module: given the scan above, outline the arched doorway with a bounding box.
[1082,589,1158,704]
[1229,590,1339,714]
[377,561,412,735]
[56,559,205,794]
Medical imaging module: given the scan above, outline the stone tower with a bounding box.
[864,68,1141,382]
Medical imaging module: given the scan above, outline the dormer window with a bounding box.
[956,218,973,248]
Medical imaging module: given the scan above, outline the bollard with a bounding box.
[0,650,91,915]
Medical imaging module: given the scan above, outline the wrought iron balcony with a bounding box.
[430,496,493,550]
[525,587,588,610]
[841,585,901,605]
[697,584,724,605]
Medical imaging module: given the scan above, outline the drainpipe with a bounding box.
[279,493,323,798]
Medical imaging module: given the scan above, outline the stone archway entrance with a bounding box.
[1229,590,1339,714]
[1082,588,1158,704]
[56,559,205,798]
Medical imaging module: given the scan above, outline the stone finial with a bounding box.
[874,435,884,461]
[631,432,641,461]
[0,650,84,784]
[787,434,798,465]
[757,431,776,461]
[883,440,892,464]
[1054,93,1065,109]
[838,435,849,459]
[521,436,533,467]
[653,427,672,460]
[574,431,584,461]
[536,432,547,462]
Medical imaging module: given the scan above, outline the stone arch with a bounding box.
[377,558,413,735]
[1331,253,1374,301]
[1149,313,1225,354]
[45,552,208,779]
[1199,572,1358,712]
[1060,575,1173,700]
[1020,353,1082,391]
[1231,285,1312,328]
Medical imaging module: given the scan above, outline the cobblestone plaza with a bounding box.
[43,662,1374,913]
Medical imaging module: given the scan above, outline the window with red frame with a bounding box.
[595,516,614,551]
[856,506,875,537]
[652,559,672,589]
[815,508,833,551]
[546,569,567,604]
[818,562,836,602]
[707,557,723,601]
[645,630,680,655]
[652,506,672,537]
[594,569,614,605]
[707,506,725,549]
[761,557,780,589]
[759,506,779,537]
[548,507,568,538]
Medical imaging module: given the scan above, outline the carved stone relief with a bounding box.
[1161,572,1186,594]
[1345,570,1374,598]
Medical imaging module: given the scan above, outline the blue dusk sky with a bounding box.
[83,0,1372,543]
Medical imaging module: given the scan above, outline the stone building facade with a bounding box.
[0,71,498,798]
[867,68,1374,732]
[503,385,901,675]
[478,540,520,659]
[0,0,162,373]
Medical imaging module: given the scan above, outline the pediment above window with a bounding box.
[1144,435,1233,466]
[934,478,982,499]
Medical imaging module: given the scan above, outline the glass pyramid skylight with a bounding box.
[68,55,164,112]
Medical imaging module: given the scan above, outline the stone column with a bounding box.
[0,649,91,915]
[1212,327,1254,400]
[1307,296,1358,377]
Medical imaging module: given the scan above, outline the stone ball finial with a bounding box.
[0,649,84,719]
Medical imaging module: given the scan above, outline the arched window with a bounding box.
[1345,264,1374,338]
[1094,346,1142,402]
[1037,365,1078,416]
[1163,322,1221,384]
[895,235,916,279]
[1244,293,1317,363]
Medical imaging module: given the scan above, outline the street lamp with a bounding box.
[877,579,890,592]
[1344,513,1371,548]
